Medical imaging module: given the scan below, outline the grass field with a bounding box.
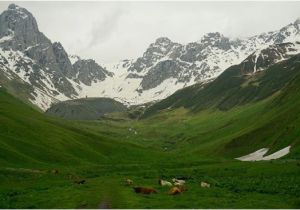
[0,85,300,208]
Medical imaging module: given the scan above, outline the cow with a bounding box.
[200,181,210,188]
[168,187,181,195]
[158,179,172,187]
[124,178,133,186]
[168,185,187,195]
[74,179,86,184]
[133,187,157,194]
[172,178,185,186]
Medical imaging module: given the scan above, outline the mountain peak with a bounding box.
[8,3,20,10]
[69,54,81,65]
[53,42,64,50]
[198,32,227,45]
[154,37,172,46]
[198,32,231,50]
[200,32,223,42]
[0,2,41,47]
[7,3,30,19]
[206,32,222,37]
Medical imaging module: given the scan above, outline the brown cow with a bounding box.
[168,185,187,195]
[74,179,86,184]
[133,187,157,194]
[168,187,181,195]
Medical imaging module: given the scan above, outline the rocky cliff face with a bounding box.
[128,24,300,93]
[73,59,113,86]
[100,20,300,104]
[240,42,300,75]
[0,4,112,110]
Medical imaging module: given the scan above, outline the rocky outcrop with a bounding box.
[241,42,300,74]
[73,59,113,86]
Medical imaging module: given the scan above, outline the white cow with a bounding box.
[158,179,172,187]
[172,178,186,186]
[200,181,210,188]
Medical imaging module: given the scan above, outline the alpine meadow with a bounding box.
[0,2,300,209]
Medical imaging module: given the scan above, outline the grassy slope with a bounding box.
[0,87,163,168]
[135,55,300,160]
[0,93,299,208]
[0,71,41,111]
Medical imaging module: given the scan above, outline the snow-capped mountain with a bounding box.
[91,20,300,105]
[0,4,112,109]
[0,4,299,110]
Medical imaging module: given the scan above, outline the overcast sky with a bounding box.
[0,1,300,63]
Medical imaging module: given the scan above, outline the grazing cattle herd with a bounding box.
[51,170,210,197]
[54,171,210,198]
[127,177,211,196]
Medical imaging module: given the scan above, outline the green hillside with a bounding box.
[0,71,43,111]
[0,87,161,168]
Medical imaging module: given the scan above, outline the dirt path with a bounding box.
[97,200,112,209]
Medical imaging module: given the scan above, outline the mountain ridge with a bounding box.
[0,4,299,110]
[141,46,300,118]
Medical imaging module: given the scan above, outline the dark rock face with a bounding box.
[140,60,187,90]
[240,42,300,75]
[179,42,204,63]
[0,4,43,51]
[73,59,113,86]
[198,32,231,50]
[126,73,143,79]
[52,42,75,78]
[128,37,183,73]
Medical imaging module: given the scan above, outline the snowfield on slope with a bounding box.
[236,146,291,161]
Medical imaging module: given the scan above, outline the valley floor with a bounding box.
[1,87,300,208]
[1,160,300,208]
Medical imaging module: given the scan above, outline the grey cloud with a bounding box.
[88,9,125,48]
[0,1,299,63]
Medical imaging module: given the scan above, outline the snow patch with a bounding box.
[236,146,291,161]
[236,148,269,161]
[0,34,14,43]
[261,146,291,160]
[69,55,81,65]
